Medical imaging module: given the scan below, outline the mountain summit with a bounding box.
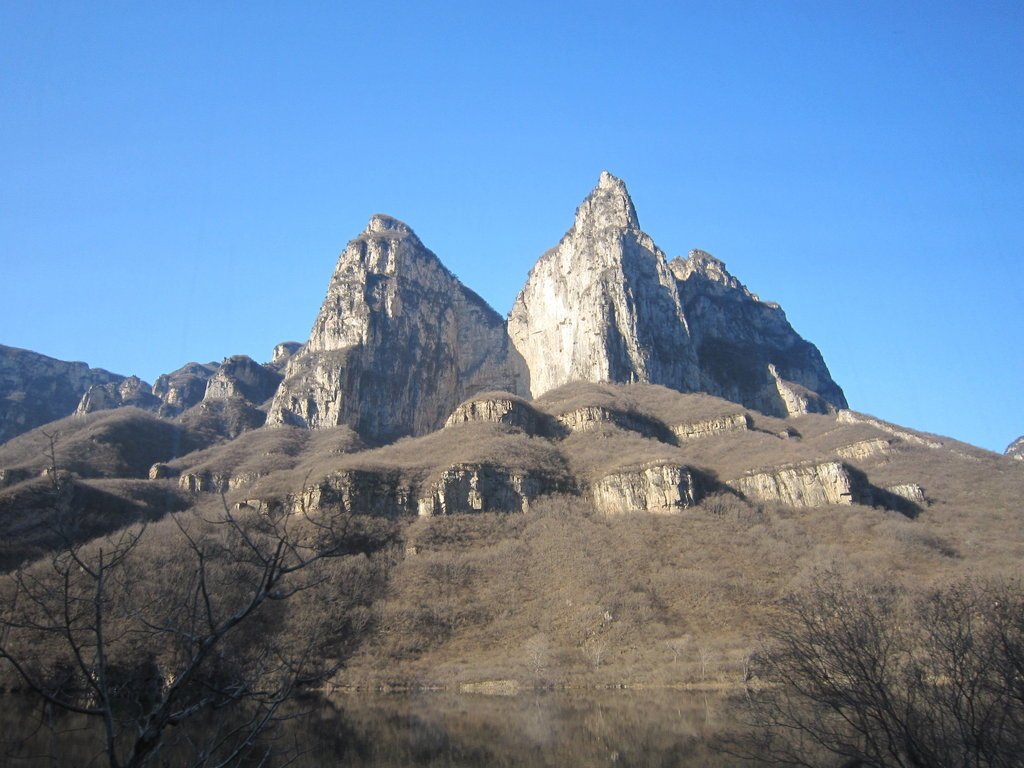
[267,215,526,441]
[509,172,846,416]
[0,173,847,445]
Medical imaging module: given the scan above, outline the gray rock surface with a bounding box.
[76,376,161,415]
[672,252,847,416]
[203,355,283,404]
[1006,436,1024,461]
[268,214,526,441]
[0,344,124,443]
[508,172,846,417]
[508,172,700,398]
[152,362,220,416]
[732,460,854,507]
[591,463,697,514]
[271,342,303,368]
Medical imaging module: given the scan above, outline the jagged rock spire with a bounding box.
[267,215,526,441]
[572,170,640,232]
[508,172,699,397]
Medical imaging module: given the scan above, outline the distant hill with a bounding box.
[0,344,124,443]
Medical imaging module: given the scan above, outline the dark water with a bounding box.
[0,689,747,767]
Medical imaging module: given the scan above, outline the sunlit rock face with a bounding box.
[508,172,846,417]
[591,463,698,514]
[508,172,700,398]
[1006,436,1024,461]
[76,375,160,415]
[268,215,527,442]
[732,460,855,507]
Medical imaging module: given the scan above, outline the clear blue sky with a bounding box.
[1,2,1021,452]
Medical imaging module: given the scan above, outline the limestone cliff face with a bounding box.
[507,172,845,417]
[733,461,854,507]
[203,355,282,404]
[591,463,697,514]
[671,251,847,416]
[152,362,219,416]
[290,463,564,518]
[508,172,700,398]
[268,215,526,441]
[76,376,161,415]
[0,345,124,443]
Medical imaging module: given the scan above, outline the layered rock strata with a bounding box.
[444,395,541,433]
[291,463,563,517]
[672,412,751,441]
[732,461,854,507]
[591,463,697,514]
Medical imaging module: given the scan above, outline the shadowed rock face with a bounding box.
[507,172,846,416]
[267,215,528,442]
[0,345,124,443]
[671,250,847,416]
[203,355,282,405]
[152,362,220,416]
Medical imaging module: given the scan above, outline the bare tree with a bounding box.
[0,468,354,768]
[732,571,1024,768]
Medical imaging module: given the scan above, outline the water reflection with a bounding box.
[0,689,747,767]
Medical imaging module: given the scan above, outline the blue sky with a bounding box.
[1,2,1021,452]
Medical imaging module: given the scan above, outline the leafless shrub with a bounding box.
[732,571,1024,767]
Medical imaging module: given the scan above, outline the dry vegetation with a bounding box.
[0,380,1021,765]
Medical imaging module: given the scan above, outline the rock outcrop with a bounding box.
[672,412,751,441]
[152,362,220,416]
[270,342,302,369]
[292,463,563,518]
[554,405,666,440]
[837,411,943,449]
[204,355,283,405]
[418,464,554,515]
[732,461,854,507]
[444,395,541,434]
[671,251,847,416]
[835,438,893,462]
[268,214,526,441]
[507,172,846,417]
[591,463,697,514]
[0,345,124,444]
[76,376,161,415]
[1006,436,1024,461]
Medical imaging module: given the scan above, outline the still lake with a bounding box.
[0,689,753,766]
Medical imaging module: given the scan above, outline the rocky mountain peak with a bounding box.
[365,214,414,237]
[573,170,640,232]
[267,216,525,440]
[508,173,698,398]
